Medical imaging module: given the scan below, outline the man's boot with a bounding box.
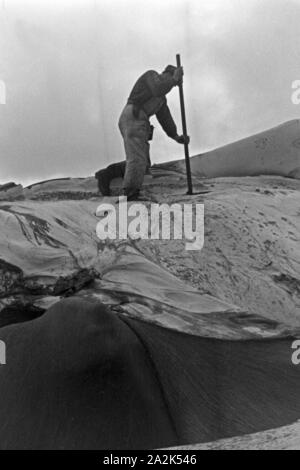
[95,169,110,196]
[123,189,140,201]
[95,161,126,196]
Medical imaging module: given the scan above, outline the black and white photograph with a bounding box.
[0,0,300,454]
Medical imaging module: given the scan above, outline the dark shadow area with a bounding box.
[0,298,299,449]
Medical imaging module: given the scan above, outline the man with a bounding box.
[95,65,189,200]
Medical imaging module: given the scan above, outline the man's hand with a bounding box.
[173,66,184,85]
[175,134,190,145]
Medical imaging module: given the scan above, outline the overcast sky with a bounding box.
[0,0,300,186]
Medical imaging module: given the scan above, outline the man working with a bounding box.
[95,65,189,200]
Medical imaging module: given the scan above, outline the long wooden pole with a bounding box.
[176,54,193,195]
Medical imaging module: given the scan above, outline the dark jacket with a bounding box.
[127,70,177,139]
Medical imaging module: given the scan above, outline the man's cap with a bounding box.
[163,65,177,75]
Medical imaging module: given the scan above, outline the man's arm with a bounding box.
[156,100,191,144]
[145,71,177,98]
[156,100,178,139]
